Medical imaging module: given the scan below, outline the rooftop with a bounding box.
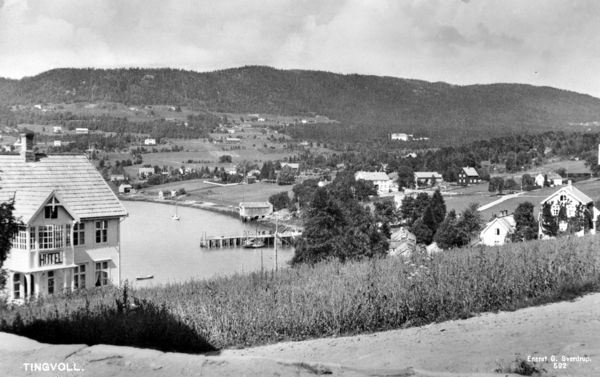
[0,154,127,220]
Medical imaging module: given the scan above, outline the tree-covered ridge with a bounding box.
[2,66,600,143]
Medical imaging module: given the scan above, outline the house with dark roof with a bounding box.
[458,167,480,185]
[1,134,128,301]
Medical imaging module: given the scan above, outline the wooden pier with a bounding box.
[199,230,300,248]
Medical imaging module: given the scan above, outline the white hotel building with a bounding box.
[1,134,128,300]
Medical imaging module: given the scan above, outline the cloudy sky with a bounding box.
[1,0,600,97]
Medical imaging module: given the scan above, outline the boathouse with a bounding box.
[239,202,273,220]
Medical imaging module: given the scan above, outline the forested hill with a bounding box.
[2,66,600,141]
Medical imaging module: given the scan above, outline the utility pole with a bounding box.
[274,216,278,271]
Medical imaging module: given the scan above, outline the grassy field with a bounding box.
[2,235,599,353]
[478,178,600,221]
[142,180,297,206]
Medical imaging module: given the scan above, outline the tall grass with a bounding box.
[1,236,599,352]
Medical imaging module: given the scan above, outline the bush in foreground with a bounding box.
[1,236,600,352]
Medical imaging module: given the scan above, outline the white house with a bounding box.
[53,140,62,147]
[414,172,443,187]
[480,212,516,246]
[53,126,62,134]
[138,167,154,179]
[391,133,412,141]
[1,134,128,301]
[538,182,597,237]
[354,171,391,195]
[144,139,156,146]
[281,162,300,171]
[535,174,546,187]
[548,173,563,186]
[75,128,89,134]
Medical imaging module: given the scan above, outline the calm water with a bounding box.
[120,201,294,287]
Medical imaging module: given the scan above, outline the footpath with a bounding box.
[1,293,600,376]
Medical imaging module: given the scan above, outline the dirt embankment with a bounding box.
[1,293,599,376]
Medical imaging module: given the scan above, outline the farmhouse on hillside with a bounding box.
[144,138,156,146]
[354,171,391,195]
[138,167,154,179]
[538,182,599,238]
[458,167,480,185]
[391,133,412,141]
[0,134,128,301]
[414,172,443,187]
[480,211,515,246]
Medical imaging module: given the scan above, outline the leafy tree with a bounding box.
[396,165,415,189]
[422,205,438,234]
[0,198,20,288]
[454,203,483,246]
[429,190,446,225]
[269,191,291,211]
[374,200,401,225]
[488,177,504,194]
[410,219,433,245]
[329,171,376,202]
[540,202,559,237]
[521,174,536,191]
[219,155,232,163]
[433,210,469,249]
[511,201,537,242]
[504,178,519,192]
[292,188,388,265]
[277,165,295,185]
[292,179,320,210]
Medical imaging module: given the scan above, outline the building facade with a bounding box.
[458,167,480,185]
[1,134,128,301]
[354,171,391,195]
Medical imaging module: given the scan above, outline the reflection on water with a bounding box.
[120,201,295,287]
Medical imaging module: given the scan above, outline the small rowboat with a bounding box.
[136,275,154,281]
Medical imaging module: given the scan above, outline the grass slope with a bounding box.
[2,235,599,353]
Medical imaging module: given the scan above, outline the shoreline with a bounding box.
[119,194,304,229]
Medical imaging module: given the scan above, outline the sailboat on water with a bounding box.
[172,200,180,221]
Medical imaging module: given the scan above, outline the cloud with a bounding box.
[1,0,600,97]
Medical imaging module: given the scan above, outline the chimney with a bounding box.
[19,133,35,162]
[568,180,572,187]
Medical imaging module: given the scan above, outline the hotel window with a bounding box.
[559,195,567,204]
[551,203,560,216]
[48,271,55,294]
[13,227,27,249]
[567,204,576,217]
[13,274,21,299]
[496,228,500,236]
[559,221,568,232]
[95,262,109,287]
[38,225,65,250]
[66,224,71,246]
[73,223,85,246]
[74,264,86,289]
[39,225,55,250]
[54,225,64,248]
[96,221,108,243]
[30,227,36,250]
